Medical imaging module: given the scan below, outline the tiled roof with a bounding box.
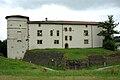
[28,20,99,25]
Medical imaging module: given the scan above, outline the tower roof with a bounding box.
[5,15,29,20]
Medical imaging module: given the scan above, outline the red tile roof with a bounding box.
[28,20,99,25]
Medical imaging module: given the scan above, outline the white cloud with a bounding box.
[3,0,120,10]
[0,4,120,40]
[3,0,15,4]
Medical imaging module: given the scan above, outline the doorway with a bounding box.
[65,43,69,48]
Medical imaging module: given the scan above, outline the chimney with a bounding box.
[45,17,48,21]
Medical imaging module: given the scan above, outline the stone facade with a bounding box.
[6,15,103,59]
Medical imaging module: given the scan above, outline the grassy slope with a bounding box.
[0,56,41,70]
[27,48,118,60]
[0,56,120,80]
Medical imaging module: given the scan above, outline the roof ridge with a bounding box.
[28,20,99,25]
[31,20,98,22]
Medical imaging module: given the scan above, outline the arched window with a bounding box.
[50,30,53,36]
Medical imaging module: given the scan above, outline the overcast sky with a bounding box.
[0,0,120,40]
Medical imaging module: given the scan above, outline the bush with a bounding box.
[103,40,115,51]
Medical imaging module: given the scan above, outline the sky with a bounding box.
[0,0,120,40]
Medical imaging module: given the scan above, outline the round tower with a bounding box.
[5,15,29,59]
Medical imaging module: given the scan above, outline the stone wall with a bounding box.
[88,55,105,65]
[66,60,88,69]
[23,52,64,66]
[66,53,120,69]
[23,51,120,70]
[105,52,120,64]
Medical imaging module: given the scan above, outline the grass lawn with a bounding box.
[0,48,120,80]
[27,48,119,60]
[0,68,120,80]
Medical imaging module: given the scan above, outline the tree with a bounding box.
[0,39,7,57]
[98,15,119,40]
[2,40,7,57]
[0,40,3,53]
[98,15,119,50]
[114,36,120,42]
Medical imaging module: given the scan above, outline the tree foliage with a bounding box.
[98,15,119,50]
[0,39,7,57]
[98,15,119,41]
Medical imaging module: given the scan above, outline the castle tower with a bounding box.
[5,15,29,59]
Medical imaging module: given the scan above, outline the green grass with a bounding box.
[0,48,120,80]
[0,56,41,70]
[0,56,120,80]
[27,48,118,60]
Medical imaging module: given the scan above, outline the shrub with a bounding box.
[103,40,115,51]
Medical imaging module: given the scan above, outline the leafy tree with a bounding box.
[0,39,7,57]
[98,15,119,40]
[0,40,2,53]
[98,15,119,50]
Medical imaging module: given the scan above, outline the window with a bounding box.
[57,30,59,36]
[39,24,41,27]
[54,40,59,44]
[84,39,89,44]
[50,30,53,36]
[69,36,72,41]
[64,27,67,31]
[65,36,68,41]
[17,40,22,42]
[10,24,12,26]
[37,40,42,44]
[37,30,42,36]
[69,27,72,31]
[22,51,24,53]
[85,25,88,28]
[17,31,22,41]
[84,30,88,36]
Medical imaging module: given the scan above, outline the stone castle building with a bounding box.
[6,15,103,59]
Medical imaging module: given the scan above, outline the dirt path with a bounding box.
[96,65,120,71]
[42,66,57,71]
